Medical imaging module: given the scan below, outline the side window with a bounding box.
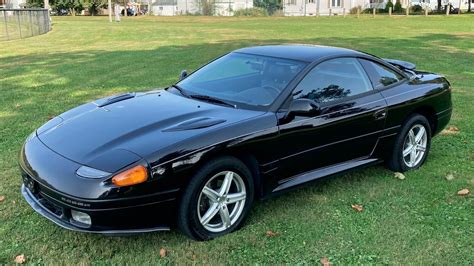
[293,58,373,104]
[359,59,404,89]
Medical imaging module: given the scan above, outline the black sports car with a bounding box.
[20,45,452,240]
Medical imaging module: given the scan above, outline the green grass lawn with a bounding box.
[1,15,473,264]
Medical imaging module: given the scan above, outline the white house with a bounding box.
[151,0,252,16]
[283,0,371,16]
[369,0,471,10]
[2,0,26,8]
[401,0,472,11]
[283,0,370,16]
[283,0,472,15]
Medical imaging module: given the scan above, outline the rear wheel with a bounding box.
[387,114,432,172]
[178,156,254,240]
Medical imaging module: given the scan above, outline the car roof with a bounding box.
[234,45,365,63]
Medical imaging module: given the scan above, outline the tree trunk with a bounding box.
[468,0,471,12]
[109,0,112,21]
[437,0,441,11]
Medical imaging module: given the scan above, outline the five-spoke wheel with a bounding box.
[178,156,254,240]
[197,171,247,233]
[387,114,432,172]
[402,124,428,168]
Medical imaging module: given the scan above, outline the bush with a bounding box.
[385,0,394,12]
[196,0,215,15]
[234,7,268,16]
[271,9,284,16]
[253,0,283,15]
[349,6,361,14]
[362,8,373,14]
[411,4,423,13]
[394,0,403,13]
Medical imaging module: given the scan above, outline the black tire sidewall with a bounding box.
[391,114,432,172]
[178,156,254,241]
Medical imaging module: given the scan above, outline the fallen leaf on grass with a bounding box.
[47,115,54,120]
[14,254,26,264]
[394,172,406,180]
[0,196,5,202]
[320,257,330,266]
[15,103,21,108]
[457,188,470,196]
[445,173,455,181]
[159,248,167,258]
[266,230,277,237]
[351,204,363,212]
[440,126,460,135]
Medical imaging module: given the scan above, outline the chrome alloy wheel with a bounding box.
[402,124,428,168]
[197,171,247,233]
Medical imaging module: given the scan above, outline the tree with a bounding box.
[394,0,402,13]
[384,0,393,12]
[254,0,282,15]
[26,0,44,8]
[27,0,108,15]
[55,0,85,15]
[84,0,107,15]
[197,0,215,15]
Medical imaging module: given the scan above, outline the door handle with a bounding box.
[373,109,387,120]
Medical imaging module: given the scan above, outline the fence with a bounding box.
[0,9,51,41]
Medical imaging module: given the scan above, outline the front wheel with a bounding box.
[178,156,254,240]
[387,114,432,172]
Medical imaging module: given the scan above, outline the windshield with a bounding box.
[177,52,307,108]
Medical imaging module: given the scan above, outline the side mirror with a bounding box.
[287,98,321,119]
[179,70,187,81]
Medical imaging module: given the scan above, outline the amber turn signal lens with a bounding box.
[112,165,148,187]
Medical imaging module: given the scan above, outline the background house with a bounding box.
[151,0,252,15]
[283,0,472,15]
[283,0,369,16]
[2,0,26,8]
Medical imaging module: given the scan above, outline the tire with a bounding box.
[387,114,432,172]
[177,156,254,241]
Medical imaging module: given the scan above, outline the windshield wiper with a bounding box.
[189,94,236,108]
[167,84,189,97]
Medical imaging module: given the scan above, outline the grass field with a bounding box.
[1,15,473,264]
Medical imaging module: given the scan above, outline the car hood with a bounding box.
[36,90,264,172]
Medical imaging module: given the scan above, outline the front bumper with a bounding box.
[19,135,179,235]
[21,184,170,235]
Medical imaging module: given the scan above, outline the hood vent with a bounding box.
[163,117,226,132]
[96,93,136,107]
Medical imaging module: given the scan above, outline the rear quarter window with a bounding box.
[359,59,405,89]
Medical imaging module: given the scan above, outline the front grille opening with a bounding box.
[37,195,65,219]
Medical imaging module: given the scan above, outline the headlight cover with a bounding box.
[76,166,111,179]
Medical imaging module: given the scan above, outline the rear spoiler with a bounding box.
[383,58,416,70]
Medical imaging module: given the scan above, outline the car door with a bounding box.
[273,57,387,183]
